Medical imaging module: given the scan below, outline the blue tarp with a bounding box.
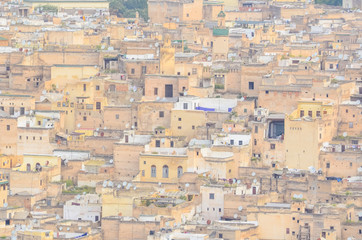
[195,107,215,112]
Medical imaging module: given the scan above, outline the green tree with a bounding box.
[109,0,148,20]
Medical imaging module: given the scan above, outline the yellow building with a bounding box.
[138,150,188,184]
[285,100,337,170]
[0,179,8,208]
[160,35,175,75]
[170,110,207,140]
[16,229,53,240]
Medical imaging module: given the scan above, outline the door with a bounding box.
[165,84,173,98]
[252,187,256,195]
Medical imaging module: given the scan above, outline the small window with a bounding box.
[142,66,147,74]
[239,140,243,145]
[248,82,254,90]
[265,90,269,94]
[96,85,100,91]
[270,144,275,149]
[154,88,158,96]
[300,110,304,117]
[159,111,164,118]
[178,118,182,121]
[131,68,135,74]
[230,139,234,145]
[155,140,161,148]
[255,126,258,133]
[209,193,215,199]
[83,116,87,121]
[308,111,312,117]
[83,84,86,91]
[351,140,358,145]
[183,103,188,109]
[286,228,290,234]
[115,114,119,119]
[316,111,321,117]
[326,163,330,168]
[170,141,174,147]
[349,122,353,128]
[254,139,257,145]
[192,125,195,130]
[6,125,10,131]
[329,64,333,69]
[151,165,156,178]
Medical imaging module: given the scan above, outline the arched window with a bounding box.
[151,165,156,178]
[177,166,183,178]
[162,165,169,178]
[35,163,42,172]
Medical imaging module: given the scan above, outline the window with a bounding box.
[255,126,258,133]
[116,114,119,119]
[154,88,158,96]
[177,166,183,178]
[151,165,156,178]
[131,68,135,74]
[349,122,353,128]
[351,140,358,145]
[141,66,147,74]
[170,141,174,147]
[9,107,14,116]
[329,64,333,69]
[162,165,169,178]
[316,111,321,117]
[209,193,215,199]
[96,85,100,91]
[159,111,164,118]
[142,170,145,176]
[248,82,254,90]
[96,102,101,110]
[254,139,257,145]
[286,228,290,234]
[300,110,304,117]
[6,125,10,131]
[192,125,195,130]
[155,140,161,148]
[326,163,330,168]
[83,116,87,121]
[230,139,234,145]
[83,84,86,91]
[308,111,312,117]
[178,118,182,121]
[270,144,275,149]
[265,90,269,94]
[244,108,247,113]
[183,103,188,109]
[218,234,223,238]
[239,140,243,145]
[20,107,25,115]
[178,126,181,129]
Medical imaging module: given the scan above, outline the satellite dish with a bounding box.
[233,214,238,219]
[126,185,130,190]
[59,226,63,231]
[237,180,241,184]
[122,181,127,187]
[133,186,137,190]
[238,206,243,211]
[67,227,70,231]
[77,123,81,128]
[110,159,113,163]
[323,142,329,147]
[117,184,121,189]
[253,179,257,183]
[108,181,113,187]
[79,227,82,230]
[130,98,134,102]
[158,182,162,186]
[101,45,105,49]
[251,172,256,176]
[185,183,190,188]
[343,132,347,137]
[76,195,81,200]
[3,203,8,207]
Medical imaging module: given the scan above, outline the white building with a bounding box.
[63,194,101,222]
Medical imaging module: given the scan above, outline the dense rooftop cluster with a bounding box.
[0,0,361,239]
